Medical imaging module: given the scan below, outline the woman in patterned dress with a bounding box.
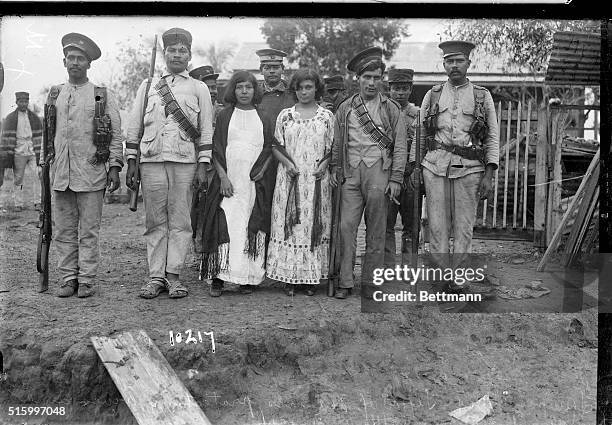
[266,69,335,296]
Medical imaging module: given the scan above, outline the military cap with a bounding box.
[439,40,476,59]
[61,33,101,62]
[162,28,192,49]
[324,75,345,90]
[388,68,414,84]
[347,47,383,74]
[15,91,29,100]
[189,65,219,81]
[256,48,287,64]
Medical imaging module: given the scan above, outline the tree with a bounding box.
[106,36,165,112]
[192,42,236,73]
[443,19,599,74]
[260,19,409,76]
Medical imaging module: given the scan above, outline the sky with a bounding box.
[0,17,445,115]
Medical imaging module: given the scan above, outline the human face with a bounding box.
[389,83,413,107]
[204,79,218,103]
[325,88,342,103]
[261,63,283,86]
[63,48,90,80]
[235,81,254,106]
[296,79,317,105]
[443,54,470,85]
[164,43,191,74]
[358,68,383,100]
[16,99,29,112]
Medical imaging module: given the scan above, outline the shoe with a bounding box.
[239,285,254,295]
[77,281,96,298]
[58,279,78,297]
[284,283,295,296]
[210,278,224,297]
[334,288,352,299]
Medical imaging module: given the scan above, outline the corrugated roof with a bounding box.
[545,31,600,86]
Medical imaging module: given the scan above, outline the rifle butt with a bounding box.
[129,186,139,212]
[39,272,49,293]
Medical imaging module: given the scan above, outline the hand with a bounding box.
[220,176,234,197]
[312,162,327,180]
[107,166,121,193]
[408,168,423,192]
[126,159,138,191]
[285,163,299,179]
[192,162,208,190]
[478,174,493,200]
[385,181,402,205]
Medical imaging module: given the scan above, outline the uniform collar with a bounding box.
[264,80,286,93]
[162,69,190,79]
[446,78,471,90]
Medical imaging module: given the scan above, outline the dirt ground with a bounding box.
[0,171,598,425]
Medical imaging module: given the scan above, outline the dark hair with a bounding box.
[223,70,262,106]
[357,61,386,77]
[289,68,325,101]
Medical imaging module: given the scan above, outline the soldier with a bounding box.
[329,47,408,300]
[0,92,43,211]
[189,65,224,127]
[45,33,124,298]
[255,48,295,121]
[384,69,421,266]
[321,75,347,114]
[125,28,213,300]
[409,40,499,294]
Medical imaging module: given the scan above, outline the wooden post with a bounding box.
[523,101,531,229]
[548,108,566,244]
[492,101,502,228]
[503,102,512,228]
[534,103,548,248]
[513,101,522,228]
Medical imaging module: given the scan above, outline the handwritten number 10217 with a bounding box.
[169,329,215,353]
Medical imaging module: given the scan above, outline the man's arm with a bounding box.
[196,81,213,164]
[389,106,407,184]
[125,79,148,161]
[483,91,499,170]
[106,89,124,170]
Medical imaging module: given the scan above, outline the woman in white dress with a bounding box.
[266,69,335,296]
[193,71,276,297]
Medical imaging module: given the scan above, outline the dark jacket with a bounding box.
[0,109,43,168]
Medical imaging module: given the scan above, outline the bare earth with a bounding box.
[0,171,598,425]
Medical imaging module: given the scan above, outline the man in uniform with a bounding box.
[0,92,43,211]
[330,47,408,300]
[409,40,499,294]
[321,75,347,114]
[384,68,420,266]
[255,48,295,121]
[189,65,224,127]
[46,33,124,298]
[126,28,213,300]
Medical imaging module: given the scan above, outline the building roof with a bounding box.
[545,31,600,86]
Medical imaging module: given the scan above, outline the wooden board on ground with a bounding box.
[91,330,212,425]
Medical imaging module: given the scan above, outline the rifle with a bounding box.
[37,95,57,292]
[327,141,344,297]
[129,34,158,212]
[411,111,422,267]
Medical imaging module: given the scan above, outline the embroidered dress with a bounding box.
[266,106,334,285]
[216,108,266,285]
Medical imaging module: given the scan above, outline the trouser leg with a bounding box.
[339,166,364,289]
[451,172,483,266]
[141,163,169,279]
[384,198,399,266]
[54,189,79,283]
[165,162,196,276]
[75,190,104,284]
[12,154,29,207]
[423,168,451,270]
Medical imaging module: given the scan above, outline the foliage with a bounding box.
[192,42,237,73]
[444,19,600,73]
[260,18,409,76]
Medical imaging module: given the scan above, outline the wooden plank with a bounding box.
[550,109,566,243]
[534,104,548,248]
[523,101,531,228]
[91,330,212,425]
[473,227,534,241]
[503,101,512,228]
[594,110,599,141]
[549,104,601,111]
[536,149,599,271]
[513,100,522,228]
[492,101,501,228]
